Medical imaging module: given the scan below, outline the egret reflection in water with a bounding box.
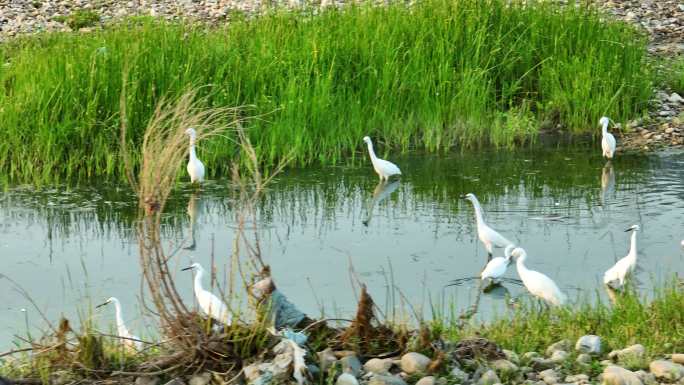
[600,161,615,206]
[362,180,400,226]
[482,282,511,298]
[183,192,202,250]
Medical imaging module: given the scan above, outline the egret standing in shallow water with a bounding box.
[604,225,640,289]
[511,247,567,306]
[481,244,516,284]
[96,297,142,351]
[600,116,616,159]
[362,136,401,181]
[463,193,513,259]
[185,128,205,184]
[182,262,232,325]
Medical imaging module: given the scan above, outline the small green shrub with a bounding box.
[58,10,101,30]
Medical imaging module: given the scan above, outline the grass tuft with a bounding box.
[447,281,684,357]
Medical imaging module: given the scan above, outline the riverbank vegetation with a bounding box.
[0,0,655,182]
[454,281,684,355]
[1,281,682,383]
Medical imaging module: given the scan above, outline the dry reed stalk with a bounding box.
[119,82,293,374]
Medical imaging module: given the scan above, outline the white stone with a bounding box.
[336,373,360,385]
[400,352,431,374]
[565,374,589,383]
[368,375,408,385]
[364,358,393,375]
[539,369,560,385]
[609,344,646,362]
[576,335,602,355]
[602,365,643,385]
[550,350,569,364]
[668,93,684,104]
[634,370,657,385]
[649,360,684,381]
[243,363,261,382]
[491,359,518,374]
[672,354,684,365]
[415,376,436,385]
[477,369,501,385]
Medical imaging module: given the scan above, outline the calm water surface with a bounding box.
[1,147,683,347]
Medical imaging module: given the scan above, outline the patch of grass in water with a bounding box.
[0,0,654,183]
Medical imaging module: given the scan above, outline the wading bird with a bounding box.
[481,244,516,284]
[463,193,513,259]
[185,128,205,184]
[96,297,142,351]
[182,262,232,325]
[362,136,401,181]
[600,116,616,159]
[604,225,640,289]
[511,247,567,306]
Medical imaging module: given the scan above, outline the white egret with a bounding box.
[511,247,567,306]
[481,244,516,283]
[600,116,616,159]
[362,136,401,181]
[96,297,142,351]
[463,193,513,258]
[185,128,205,183]
[182,262,232,325]
[604,225,639,289]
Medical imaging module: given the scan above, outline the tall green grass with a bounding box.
[0,0,653,182]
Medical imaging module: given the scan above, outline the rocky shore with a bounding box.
[1,0,683,151]
[583,0,684,151]
[89,335,684,385]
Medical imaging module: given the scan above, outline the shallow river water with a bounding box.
[1,147,683,347]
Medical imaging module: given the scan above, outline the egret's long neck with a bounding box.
[471,199,485,227]
[112,300,128,337]
[627,231,638,262]
[193,268,204,295]
[366,142,378,163]
[601,121,609,137]
[516,253,528,274]
[189,137,197,161]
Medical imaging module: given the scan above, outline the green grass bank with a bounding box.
[0,0,654,182]
[448,282,684,357]
[1,282,682,382]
